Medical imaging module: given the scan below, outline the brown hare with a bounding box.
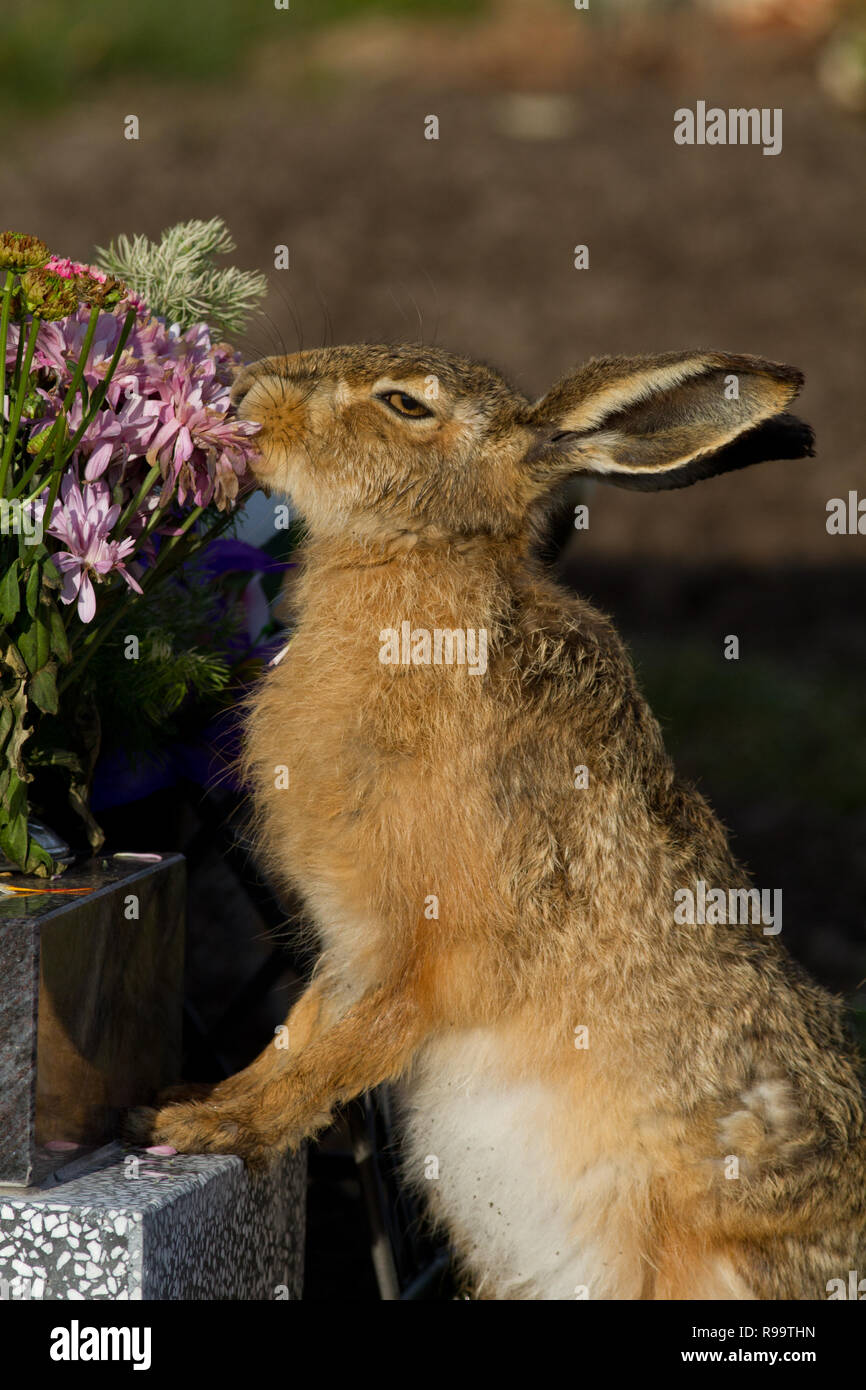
[131,344,866,1300]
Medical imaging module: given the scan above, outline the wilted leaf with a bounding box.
[27,742,84,773]
[0,640,29,679]
[0,773,28,866]
[67,783,104,852]
[0,678,32,779]
[24,840,56,876]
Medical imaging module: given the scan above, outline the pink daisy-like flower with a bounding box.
[8,275,262,629]
[45,473,143,622]
[46,256,108,284]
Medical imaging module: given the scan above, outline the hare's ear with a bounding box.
[526,351,814,490]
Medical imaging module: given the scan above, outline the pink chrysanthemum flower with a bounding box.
[9,273,262,627]
[45,473,143,622]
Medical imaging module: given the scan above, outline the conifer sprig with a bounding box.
[96,217,266,336]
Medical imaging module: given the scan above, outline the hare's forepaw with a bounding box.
[122,1098,285,1171]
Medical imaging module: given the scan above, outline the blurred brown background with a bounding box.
[4,0,864,1293]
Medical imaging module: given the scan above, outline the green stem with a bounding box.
[62,305,101,413]
[139,502,166,542]
[112,461,161,539]
[146,504,205,570]
[22,305,101,480]
[13,307,24,380]
[0,313,41,496]
[0,270,14,461]
[40,415,67,535]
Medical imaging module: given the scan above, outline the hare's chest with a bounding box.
[244,647,444,957]
[398,1030,647,1300]
[247,647,371,813]
[248,639,474,844]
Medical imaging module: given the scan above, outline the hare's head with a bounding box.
[232,345,813,544]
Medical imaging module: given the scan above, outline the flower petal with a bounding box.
[77,573,96,623]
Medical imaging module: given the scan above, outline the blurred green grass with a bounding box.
[0,0,487,112]
[633,638,866,1032]
[631,640,865,816]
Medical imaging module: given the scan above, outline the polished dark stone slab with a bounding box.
[0,855,184,1186]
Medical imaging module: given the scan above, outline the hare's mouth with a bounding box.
[232,367,318,461]
[228,352,346,512]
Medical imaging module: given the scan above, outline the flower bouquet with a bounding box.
[0,219,265,874]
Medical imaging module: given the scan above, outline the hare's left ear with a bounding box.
[526,351,814,490]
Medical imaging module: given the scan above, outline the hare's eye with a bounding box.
[378,391,433,419]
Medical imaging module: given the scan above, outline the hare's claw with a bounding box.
[123,1098,280,1171]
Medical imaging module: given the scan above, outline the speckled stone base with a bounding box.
[0,1146,306,1300]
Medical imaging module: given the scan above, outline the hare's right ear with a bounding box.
[525,351,814,490]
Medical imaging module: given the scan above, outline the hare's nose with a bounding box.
[230,352,314,410]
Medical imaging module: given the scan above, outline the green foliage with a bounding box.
[0,547,77,875]
[630,641,865,815]
[0,2,271,110]
[86,569,244,757]
[0,222,266,873]
[96,219,267,338]
[0,0,489,112]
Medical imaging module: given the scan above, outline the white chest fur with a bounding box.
[397,1029,649,1300]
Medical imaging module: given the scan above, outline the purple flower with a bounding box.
[45,473,143,622]
[32,390,162,481]
[5,318,69,376]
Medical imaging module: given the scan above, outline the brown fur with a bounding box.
[128,344,865,1300]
